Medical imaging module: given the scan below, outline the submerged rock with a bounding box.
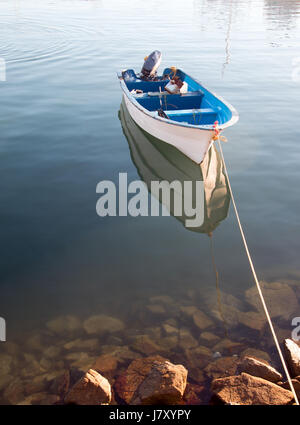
[65,352,97,372]
[43,346,62,359]
[146,304,166,316]
[284,339,300,377]
[131,361,187,405]
[204,356,239,380]
[101,345,140,363]
[183,382,205,405]
[199,332,220,346]
[17,392,56,405]
[83,314,124,335]
[162,322,178,337]
[63,338,99,352]
[114,355,167,404]
[192,310,213,331]
[238,311,267,331]
[180,306,198,318]
[238,356,282,383]
[211,372,294,405]
[212,338,244,355]
[203,291,244,328]
[0,354,13,376]
[3,342,19,356]
[0,374,13,392]
[26,334,48,352]
[178,327,198,349]
[131,335,160,355]
[245,281,298,320]
[49,370,70,398]
[3,378,25,404]
[24,374,48,395]
[149,295,174,305]
[240,348,271,362]
[92,354,118,377]
[185,346,212,369]
[46,315,82,335]
[65,369,111,405]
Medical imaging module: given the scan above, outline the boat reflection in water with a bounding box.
[119,100,230,235]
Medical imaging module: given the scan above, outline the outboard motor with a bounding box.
[140,50,162,81]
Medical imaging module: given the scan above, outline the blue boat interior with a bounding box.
[122,68,233,126]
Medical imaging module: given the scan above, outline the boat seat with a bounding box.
[131,90,204,98]
[165,108,215,115]
[136,92,205,111]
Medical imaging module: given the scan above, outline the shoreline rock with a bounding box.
[237,356,282,383]
[284,339,300,377]
[64,369,111,405]
[211,372,294,405]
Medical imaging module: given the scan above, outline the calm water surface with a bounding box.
[0,0,300,404]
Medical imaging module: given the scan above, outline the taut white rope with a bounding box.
[216,136,299,405]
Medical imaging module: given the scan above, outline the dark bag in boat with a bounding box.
[140,50,162,81]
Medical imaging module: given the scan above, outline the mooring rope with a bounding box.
[208,233,229,339]
[212,122,299,405]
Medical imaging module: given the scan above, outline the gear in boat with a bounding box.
[121,51,220,126]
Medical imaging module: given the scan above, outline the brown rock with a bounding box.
[203,291,244,328]
[245,281,298,320]
[200,332,220,346]
[159,336,178,351]
[46,315,82,335]
[146,304,166,316]
[183,383,205,405]
[188,368,205,384]
[238,356,282,382]
[63,338,99,352]
[0,354,13,375]
[180,306,198,318]
[185,345,212,368]
[131,361,187,405]
[83,314,124,335]
[284,339,300,377]
[24,375,48,395]
[178,328,198,349]
[101,345,140,363]
[49,370,70,397]
[212,338,244,355]
[204,356,239,380]
[114,355,166,404]
[26,334,46,351]
[92,354,118,376]
[278,379,300,401]
[192,310,213,331]
[149,295,174,305]
[66,351,97,372]
[238,311,267,331]
[3,378,25,404]
[64,369,111,405]
[162,323,178,337]
[44,346,61,359]
[3,342,19,356]
[17,392,51,405]
[240,348,271,362]
[0,374,13,392]
[131,335,160,355]
[211,372,294,405]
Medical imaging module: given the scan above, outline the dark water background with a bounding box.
[0,0,300,405]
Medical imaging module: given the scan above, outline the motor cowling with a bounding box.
[140,50,162,81]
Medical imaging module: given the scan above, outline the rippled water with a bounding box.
[0,0,300,405]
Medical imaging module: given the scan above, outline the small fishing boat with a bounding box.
[118,51,239,164]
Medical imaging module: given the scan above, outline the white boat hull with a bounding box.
[123,93,214,164]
